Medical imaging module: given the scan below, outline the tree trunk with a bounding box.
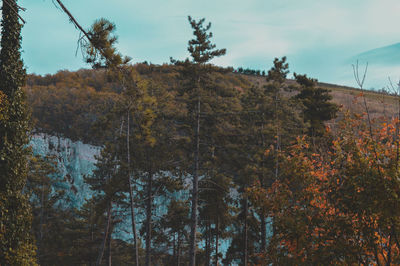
[96,202,112,266]
[275,94,280,179]
[189,97,201,266]
[145,171,153,266]
[108,222,112,266]
[173,233,176,261]
[215,218,219,266]
[205,222,210,266]
[177,232,181,266]
[127,112,139,266]
[243,197,248,266]
[261,110,267,252]
[260,214,266,252]
[90,200,95,266]
[39,183,45,246]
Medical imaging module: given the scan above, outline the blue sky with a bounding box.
[18,0,400,88]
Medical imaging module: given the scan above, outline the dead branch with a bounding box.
[3,0,26,24]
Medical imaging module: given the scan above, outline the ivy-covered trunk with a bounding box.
[0,0,37,265]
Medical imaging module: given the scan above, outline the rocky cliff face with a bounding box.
[30,133,101,207]
[29,133,236,253]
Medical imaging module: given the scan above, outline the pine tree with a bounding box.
[227,58,305,261]
[129,79,183,266]
[294,73,338,138]
[0,1,37,264]
[26,154,62,264]
[194,71,241,265]
[83,19,144,265]
[156,199,190,265]
[174,16,226,266]
[199,172,234,265]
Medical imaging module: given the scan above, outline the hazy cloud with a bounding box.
[18,0,400,87]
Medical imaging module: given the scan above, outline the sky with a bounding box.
[17,0,400,89]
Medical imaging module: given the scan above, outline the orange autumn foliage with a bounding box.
[248,113,400,265]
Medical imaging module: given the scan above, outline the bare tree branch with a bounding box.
[352,60,384,179]
[3,0,26,24]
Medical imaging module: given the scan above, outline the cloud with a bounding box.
[16,0,400,87]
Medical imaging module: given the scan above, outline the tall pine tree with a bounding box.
[173,16,226,266]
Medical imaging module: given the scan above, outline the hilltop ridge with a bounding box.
[26,64,399,144]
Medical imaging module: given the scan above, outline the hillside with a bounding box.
[25,64,252,144]
[26,64,399,145]
[248,74,399,119]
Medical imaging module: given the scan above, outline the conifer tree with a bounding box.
[193,70,241,265]
[83,19,144,265]
[171,16,227,266]
[156,199,190,265]
[294,73,338,138]
[0,1,37,264]
[199,172,234,265]
[228,58,305,261]
[26,155,62,264]
[129,79,183,266]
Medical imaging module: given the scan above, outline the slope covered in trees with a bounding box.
[25,58,400,265]
[25,64,251,145]
[25,64,398,144]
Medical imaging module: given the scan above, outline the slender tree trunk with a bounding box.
[127,112,139,266]
[215,218,219,266]
[396,93,400,172]
[260,182,266,251]
[189,96,201,266]
[177,232,181,266]
[39,183,45,246]
[90,201,94,266]
[243,197,248,266]
[205,222,209,266]
[96,202,112,266]
[274,93,280,179]
[210,223,213,266]
[173,233,176,261]
[206,221,211,266]
[209,223,213,265]
[145,171,153,266]
[260,111,267,252]
[260,215,266,252]
[208,223,211,265]
[108,222,112,266]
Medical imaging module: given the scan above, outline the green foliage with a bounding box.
[25,152,138,266]
[187,16,226,65]
[26,70,118,144]
[84,18,131,69]
[266,56,289,84]
[153,199,190,265]
[224,57,305,263]
[25,66,250,144]
[294,73,339,137]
